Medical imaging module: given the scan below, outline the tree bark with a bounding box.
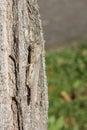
[0,0,48,130]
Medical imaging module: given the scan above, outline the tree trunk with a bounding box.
[0,0,48,130]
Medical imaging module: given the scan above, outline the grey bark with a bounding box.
[0,0,48,130]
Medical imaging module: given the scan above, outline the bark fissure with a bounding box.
[9,55,18,94]
[9,55,24,130]
[26,0,32,14]
[28,45,32,65]
[11,97,20,130]
[18,102,24,130]
[26,86,31,105]
[26,45,32,105]
[11,97,24,130]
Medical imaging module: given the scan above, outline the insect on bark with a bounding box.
[26,42,42,105]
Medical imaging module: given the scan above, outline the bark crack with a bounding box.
[11,97,24,130]
[26,85,31,105]
[26,45,32,105]
[9,55,24,130]
[9,55,18,94]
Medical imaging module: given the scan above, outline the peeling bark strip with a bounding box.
[0,0,48,130]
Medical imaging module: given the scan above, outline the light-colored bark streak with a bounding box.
[0,0,48,130]
[0,1,13,130]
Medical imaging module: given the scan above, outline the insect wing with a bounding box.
[30,58,41,104]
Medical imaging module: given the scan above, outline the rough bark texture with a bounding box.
[0,0,48,130]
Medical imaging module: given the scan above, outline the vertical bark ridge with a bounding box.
[0,0,13,130]
[9,0,24,130]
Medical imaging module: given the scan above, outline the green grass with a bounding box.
[46,42,87,130]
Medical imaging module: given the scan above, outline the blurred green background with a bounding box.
[38,1,87,129]
[46,39,87,130]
